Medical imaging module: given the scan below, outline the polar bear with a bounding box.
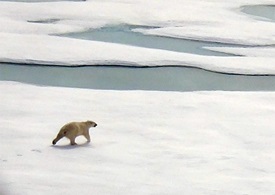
[52,120,97,145]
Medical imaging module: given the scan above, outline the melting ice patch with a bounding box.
[241,4,275,22]
[0,0,275,74]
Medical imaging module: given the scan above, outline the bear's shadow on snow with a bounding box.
[51,142,93,150]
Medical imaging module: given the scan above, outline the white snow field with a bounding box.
[0,0,275,74]
[1,82,275,195]
[1,0,275,194]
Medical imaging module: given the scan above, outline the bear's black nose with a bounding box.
[94,123,97,127]
[52,140,56,145]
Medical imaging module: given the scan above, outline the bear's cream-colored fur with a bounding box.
[52,120,97,145]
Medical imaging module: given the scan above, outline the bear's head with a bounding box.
[86,120,97,128]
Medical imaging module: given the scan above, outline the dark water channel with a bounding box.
[1,63,275,91]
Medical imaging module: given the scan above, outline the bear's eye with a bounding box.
[64,131,67,135]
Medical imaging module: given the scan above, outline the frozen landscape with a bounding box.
[1,82,275,195]
[1,0,275,194]
[0,0,275,74]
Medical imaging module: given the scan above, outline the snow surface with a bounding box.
[1,82,275,195]
[1,1,275,194]
[0,0,275,74]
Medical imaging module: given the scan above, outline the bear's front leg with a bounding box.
[83,132,91,142]
[70,138,77,145]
